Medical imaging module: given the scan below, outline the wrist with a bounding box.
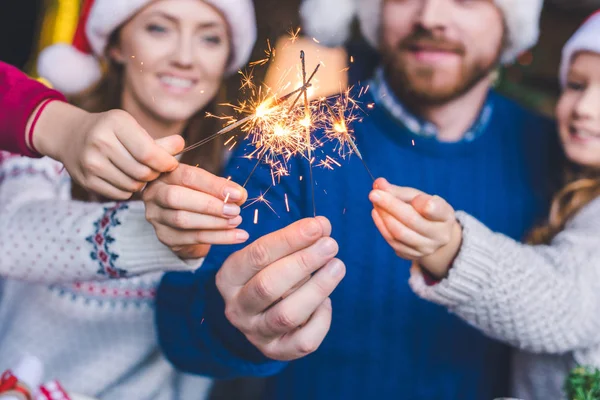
[31,101,90,161]
[419,219,463,280]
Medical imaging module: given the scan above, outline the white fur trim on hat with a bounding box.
[301,0,543,65]
[38,0,257,94]
[559,11,600,88]
[37,44,102,94]
[299,0,356,46]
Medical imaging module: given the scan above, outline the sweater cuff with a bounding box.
[112,202,204,276]
[409,211,497,308]
[6,75,66,158]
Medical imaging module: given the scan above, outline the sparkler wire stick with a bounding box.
[300,50,317,217]
[322,102,375,181]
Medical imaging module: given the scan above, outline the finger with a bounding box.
[84,157,146,193]
[280,275,311,300]
[172,244,211,259]
[154,185,241,218]
[155,135,185,156]
[163,164,247,205]
[369,189,434,237]
[259,258,345,337]
[220,217,331,288]
[107,141,160,183]
[265,298,333,361]
[112,116,180,173]
[372,209,422,259]
[85,176,133,200]
[154,209,242,231]
[376,207,434,250]
[155,225,249,247]
[411,194,455,223]
[238,236,338,314]
[373,178,424,202]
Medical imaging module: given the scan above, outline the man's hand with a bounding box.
[143,164,249,259]
[32,103,183,200]
[369,178,462,279]
[216,217,346,361]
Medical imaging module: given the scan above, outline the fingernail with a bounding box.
[317,238,337,256]
[225,188,244,202]
[228,216,242,226]
[370,191,381,202]
[223,203,240,217]
[301,220,321,237]
[236,230,249,241]
[328,259,344,278]
[427,196,439,214]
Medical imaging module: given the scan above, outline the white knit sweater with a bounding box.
[410,197,600,400]
[0,152,212,399]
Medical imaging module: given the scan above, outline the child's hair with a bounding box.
[528,162,600,244]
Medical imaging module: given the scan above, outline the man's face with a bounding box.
[380,0,505,105]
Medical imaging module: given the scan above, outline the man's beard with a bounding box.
[383,28,502,107]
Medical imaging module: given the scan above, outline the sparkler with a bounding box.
[177,34,372,221]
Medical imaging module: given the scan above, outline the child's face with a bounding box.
[557,51,600,169]
[109,0,230,124]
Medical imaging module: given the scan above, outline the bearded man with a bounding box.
[156,1,559,399]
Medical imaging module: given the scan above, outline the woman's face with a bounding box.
[557,52,600,169]
[111,0,230,123]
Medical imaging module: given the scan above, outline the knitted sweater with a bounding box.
[411,197,600,400]
[157,89,559,400]
[0,152,212,399]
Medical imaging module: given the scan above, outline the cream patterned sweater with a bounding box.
[410,197,600,400]
[0,152,211,399]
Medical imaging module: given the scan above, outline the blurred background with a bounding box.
[3,0,600,117]
[1,0,599,398]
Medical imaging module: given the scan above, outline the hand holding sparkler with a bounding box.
[216,217,346,361]
[369,178,461,280]
[143,164,249,259]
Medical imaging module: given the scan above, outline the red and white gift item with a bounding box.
[0,356,43,400]
[36,381,70,400]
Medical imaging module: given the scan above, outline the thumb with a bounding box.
[155,135,185,157]
[411,194,454,222]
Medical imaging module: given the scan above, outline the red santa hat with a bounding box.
[559,10,600,88]
[38,0,257,95]
[300,0,544,65]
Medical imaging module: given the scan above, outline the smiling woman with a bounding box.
[0,0,256,398]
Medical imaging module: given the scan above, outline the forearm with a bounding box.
[411,211,600,354]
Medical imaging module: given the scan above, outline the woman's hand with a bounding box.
[143,164,250,259]
[31,102,183,200]
[369,178,462,279]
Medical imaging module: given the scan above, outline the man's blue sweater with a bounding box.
[156,90,558,400]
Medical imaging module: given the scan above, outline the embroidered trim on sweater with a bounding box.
[87,203,129,278]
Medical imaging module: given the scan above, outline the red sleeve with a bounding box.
[0,62,66,157]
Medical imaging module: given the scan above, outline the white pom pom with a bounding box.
[300,0,357,47]
[37,44,102,95]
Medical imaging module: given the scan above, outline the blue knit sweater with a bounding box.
[157,90,558,400]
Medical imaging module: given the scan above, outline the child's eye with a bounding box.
[567,81,585,91]
[147,24,168,34]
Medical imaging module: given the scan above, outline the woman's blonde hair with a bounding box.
[528,161,600,244]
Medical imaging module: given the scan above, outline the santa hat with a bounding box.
[559,10,600,88]
[300,0,544,65]
[38,0,257,95]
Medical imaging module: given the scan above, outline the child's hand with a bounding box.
[32,102,183,200]
[368,178,462,279]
